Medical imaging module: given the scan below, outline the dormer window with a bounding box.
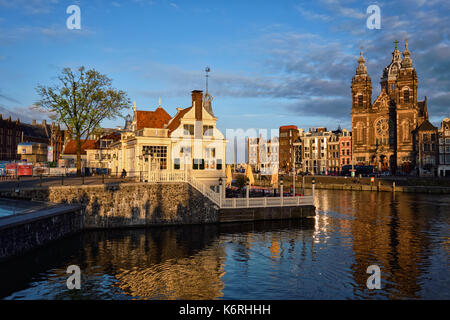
[100,139,112,148]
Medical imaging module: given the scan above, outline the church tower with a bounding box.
[351,48,372,111]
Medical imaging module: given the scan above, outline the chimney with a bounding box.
[32,120,37,126]
[192,90,203,121]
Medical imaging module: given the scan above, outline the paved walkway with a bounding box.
[0,176,136,190]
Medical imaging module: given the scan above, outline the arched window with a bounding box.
[404,89,410,103]
[358,94,363,107]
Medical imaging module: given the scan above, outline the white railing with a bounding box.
[221,195,313,208]
[144,171,187,182]
[138,170,314,209]
[185,174,220,205]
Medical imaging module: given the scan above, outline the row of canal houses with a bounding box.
[64,90,227,187]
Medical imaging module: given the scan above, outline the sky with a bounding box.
[0,0,449,143]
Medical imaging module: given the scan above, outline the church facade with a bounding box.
[351,40,429,174]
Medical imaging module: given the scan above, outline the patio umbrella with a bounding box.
[271,165,278,189]
[246,164,255,185]
[226,165,233,186]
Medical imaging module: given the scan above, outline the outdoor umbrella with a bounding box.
[271,165,278,189]
[226,165,233,186]
[246,164,255,185]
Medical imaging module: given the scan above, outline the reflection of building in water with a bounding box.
[348,191,432,298]
[312,191,332,244]
[80,228,226,300]
[114,249,225,300]
[270,238,280,259]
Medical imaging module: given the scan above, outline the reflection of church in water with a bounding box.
[351,40,430,173]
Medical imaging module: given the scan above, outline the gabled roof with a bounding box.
[136,107,172,130]
[63,140,96,155]
[280,125,298,130]
[416,120,437,132]
[167,106,192,135]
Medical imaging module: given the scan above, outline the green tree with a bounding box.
[235,174,249,191]
[35,67,130,175]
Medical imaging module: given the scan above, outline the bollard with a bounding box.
[302,176,305,196]
[393,181,396,193]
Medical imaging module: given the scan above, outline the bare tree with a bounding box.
[35,67,130,175]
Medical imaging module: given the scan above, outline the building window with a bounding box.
[404,89,410,103]
[203,125,213,136]
[193,158,205,170]
[358,95,363,107]
[142,145,168,169]
[205,147,216,169]
[217,159,222,170]
[183,124,194,136]
[174,158,180,170]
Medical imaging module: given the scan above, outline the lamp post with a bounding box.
[311,177,316,199]
[280,177,284,206]
[218,177,223,207]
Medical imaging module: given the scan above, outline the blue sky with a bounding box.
[0,0,449,139]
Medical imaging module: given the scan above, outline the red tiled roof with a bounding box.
[63,140,96,155]
[136,107,172,130]
[168,107,192,135]
[280,125,298,130]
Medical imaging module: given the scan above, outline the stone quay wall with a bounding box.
[0,182,220,229]
[0,204,83,261]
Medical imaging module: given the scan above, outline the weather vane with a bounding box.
[205,66,210,93]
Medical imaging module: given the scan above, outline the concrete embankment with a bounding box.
[253,175,450,194]
[300,182,450,194]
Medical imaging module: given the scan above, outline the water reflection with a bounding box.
[0,190,449,299]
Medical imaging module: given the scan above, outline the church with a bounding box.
[351,39,431,174]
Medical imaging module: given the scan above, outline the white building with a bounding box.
[247,135,279,175]
[104,90,226,186]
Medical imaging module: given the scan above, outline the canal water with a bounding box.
[0,189,448,300]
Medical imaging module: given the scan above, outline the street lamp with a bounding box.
[218,177,223,207]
